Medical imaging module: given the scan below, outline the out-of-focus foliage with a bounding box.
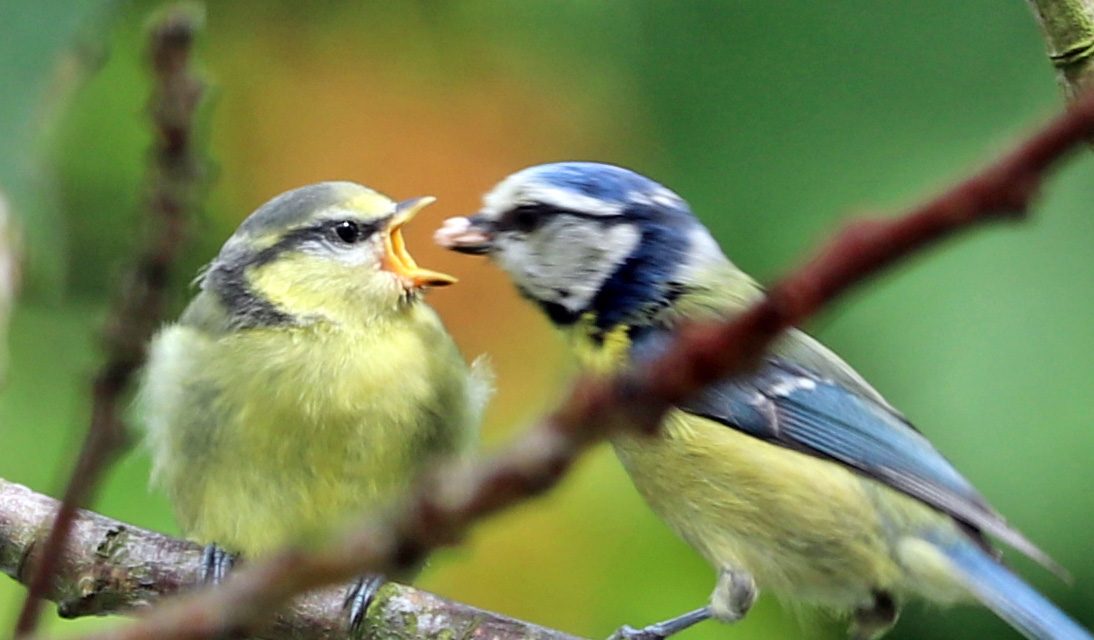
[0,0,116,294]
[1,2,1091,639]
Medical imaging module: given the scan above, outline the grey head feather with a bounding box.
[197,181,379,330]
[236,182,366,239]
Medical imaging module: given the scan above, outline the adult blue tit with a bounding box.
[435,162,1090,640]
[140,182,490,620]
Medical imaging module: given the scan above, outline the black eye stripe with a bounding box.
[495,204,621,232]
[496,204,548,233]
[248,218,383,267]
[325,218,381,244]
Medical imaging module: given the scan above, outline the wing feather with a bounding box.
[632,329,1065,577]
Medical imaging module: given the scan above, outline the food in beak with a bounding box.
[434,216,495,255]
[383,197,458,288]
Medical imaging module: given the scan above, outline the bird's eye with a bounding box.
[504,205,546,234]
[332,220,362,243]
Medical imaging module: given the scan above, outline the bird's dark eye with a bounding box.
[332,220,362,243]
[502,205,547,234]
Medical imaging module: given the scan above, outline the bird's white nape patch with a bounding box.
[673,227,732,284]
[494,218,641,313]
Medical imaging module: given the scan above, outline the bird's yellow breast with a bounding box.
[570,318,951,606]
[143,302,473,557]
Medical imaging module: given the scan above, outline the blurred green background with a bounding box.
[1,2,1091,639]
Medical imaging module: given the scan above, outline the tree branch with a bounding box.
[0,478,582,640]
[1027,0,1094,96]
[19,86,1094,640]
[13,6,206,636]
[0,191,17,385]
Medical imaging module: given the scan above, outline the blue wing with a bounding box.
[631,329,1063,576]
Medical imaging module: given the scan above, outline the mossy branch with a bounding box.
[1027,0,1094,95]
[0,479,583,640]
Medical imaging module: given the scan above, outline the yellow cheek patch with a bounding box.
[250,254,356,318]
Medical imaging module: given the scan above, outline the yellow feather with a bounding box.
[139,183,485,562]
[569,316,969,609]
[143,299,477,558]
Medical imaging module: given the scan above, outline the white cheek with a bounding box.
[327,238,382,268]
[495,223,640,313]
[492,239,535,283]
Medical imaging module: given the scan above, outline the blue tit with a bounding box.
[139,182,490,612]
[435,162,1090,640]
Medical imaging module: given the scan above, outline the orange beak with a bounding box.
[383,197,458,288]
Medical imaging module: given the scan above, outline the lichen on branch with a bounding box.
[1027,0,1094,95]
[0,479,583,640]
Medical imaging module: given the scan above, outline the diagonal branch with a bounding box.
[26,86,1094,640]
[12,6,206,636]
[0,191,18,385]
[0,478,582,640]
[1026,0,1094,96]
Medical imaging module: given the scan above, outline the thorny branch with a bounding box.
[12,6,205,636]
[21,85,1094,640]
[0,479,581,640]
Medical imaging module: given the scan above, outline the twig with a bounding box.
[1026,0,1094,96]
[12,6,205,636]
[35,86,1094,640]
[0,479,583,640]
[0,191,18,385]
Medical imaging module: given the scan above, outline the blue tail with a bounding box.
[940,541,1091,640]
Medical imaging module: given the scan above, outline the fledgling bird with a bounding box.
[436,162,1090,640]
[140,182,489,620]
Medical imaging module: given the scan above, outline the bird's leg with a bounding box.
[850,591,899,640]
[607,567,755,640]
[607,607,712,640]
[343,574,387,633]
[200,543,238,586]
[709,566,757,622]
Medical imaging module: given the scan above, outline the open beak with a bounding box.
[433,214,495,255]
[383,197,458,288]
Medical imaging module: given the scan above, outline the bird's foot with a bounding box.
[709,568,756,622]
[343,574,386,634]
[850,591,899,640]
[607,607,712,640]
[200,543,238,586]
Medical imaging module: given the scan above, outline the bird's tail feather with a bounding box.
[939,540,1091,640]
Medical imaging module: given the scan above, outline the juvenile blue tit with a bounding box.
[436,162,1090,640]
[140,182,490,595]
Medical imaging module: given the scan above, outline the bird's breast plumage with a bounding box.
[142,301,475,557]
[570,317,968,607]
